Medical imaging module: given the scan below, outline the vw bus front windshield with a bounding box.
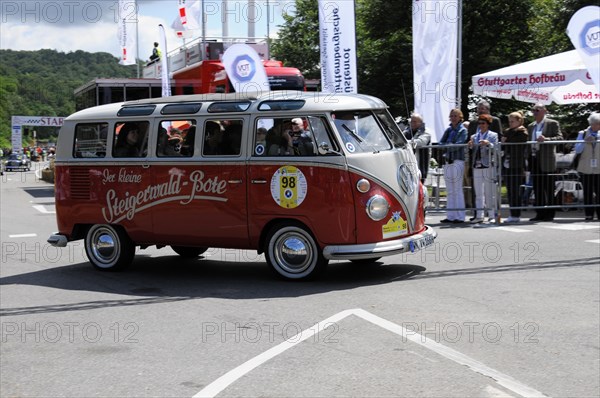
[332,110,406,154]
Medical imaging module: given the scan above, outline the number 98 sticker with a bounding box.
[270,166,308,208]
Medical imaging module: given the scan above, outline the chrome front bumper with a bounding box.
[322,226,437,260]
[47,234,68,247]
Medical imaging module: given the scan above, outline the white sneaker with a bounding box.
[488,218,496,224]
[470,217,484,224]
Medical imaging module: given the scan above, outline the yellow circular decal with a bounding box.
[270,166,308,209]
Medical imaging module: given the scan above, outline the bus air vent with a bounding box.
[70,167,90,200]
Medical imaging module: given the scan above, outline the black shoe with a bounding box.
[452,220,464,224]
[440,218,452,223]
[541,217,554,222]
[529,217,542,221]
[585,216,593,221]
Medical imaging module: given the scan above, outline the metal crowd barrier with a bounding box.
[422,140,591,221]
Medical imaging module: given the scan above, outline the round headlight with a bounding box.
[366,195,389,221]
[356,179,371,193]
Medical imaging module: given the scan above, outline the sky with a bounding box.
[0,0,295,61]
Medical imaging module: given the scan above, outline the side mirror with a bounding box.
[318,142,342,155]
[318,142,331,155]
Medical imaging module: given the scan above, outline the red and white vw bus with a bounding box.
[48,91,436,280]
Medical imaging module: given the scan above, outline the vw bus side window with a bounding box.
[332,111,392,153]
[73,123,108,158]
[157,120,196,157]
[254,117,324,156]
[202,119,243,156]
[113,121,149,158]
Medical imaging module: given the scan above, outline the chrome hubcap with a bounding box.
[274,232,313,274]
[91,229,118,265]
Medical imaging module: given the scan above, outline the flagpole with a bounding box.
[456,0,462,108]
[201,0,206,60]
[266,0,270,56]
[135,0,140,78]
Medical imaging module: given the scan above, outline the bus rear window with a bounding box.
[73,123,108,158]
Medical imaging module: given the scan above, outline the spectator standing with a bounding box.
[405,113,432,183]
[438,108,468,224]
[527,103,563,221]
[501,112,528,223]
[468,114,499,224]
[574,112,600,221]
[467,100,503,218]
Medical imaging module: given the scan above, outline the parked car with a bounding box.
[5,153,32,171]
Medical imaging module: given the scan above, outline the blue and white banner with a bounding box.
[222,44,270,95]
[567,5,600,92]
[412,0,459,142]
[117,0,137,66]
[318,0,358,93]
[159,24,171,97]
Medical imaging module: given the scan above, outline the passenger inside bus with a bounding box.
[220,122,243,155]
[157,122,195,157]
[266,120,293,156]
[203,121,223,156]
[113,122,148,158]
[288,117,314,155]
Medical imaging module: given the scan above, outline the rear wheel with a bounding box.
[171,246,208,258]
[85,224,135,271]
[265,223,327,280]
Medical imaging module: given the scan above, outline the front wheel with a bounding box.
[85,224,135,271]
[265,223,328,280]
[171,246,208,258]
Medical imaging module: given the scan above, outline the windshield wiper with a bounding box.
[341,124,363,143]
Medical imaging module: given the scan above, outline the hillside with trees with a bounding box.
[0,49,137,148]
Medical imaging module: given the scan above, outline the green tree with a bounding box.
[270,0,321,78]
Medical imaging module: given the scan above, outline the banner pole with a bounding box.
[135,0,140,78]
[456,0,462,108]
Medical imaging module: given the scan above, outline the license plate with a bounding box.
[409,234,435,253]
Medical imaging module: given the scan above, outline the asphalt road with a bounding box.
[1,165,599,398]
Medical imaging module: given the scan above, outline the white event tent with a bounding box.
[472,50,599,105]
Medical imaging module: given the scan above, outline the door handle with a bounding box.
[251,179,267,184]
[228,179,243,184]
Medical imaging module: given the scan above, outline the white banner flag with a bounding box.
[318,0,358,93]
[567,5,600,92]
[412,0,459,142]
[159,24,171,97]
[117,0,137,65]
[177,0,201,30]
[222,44,270,95]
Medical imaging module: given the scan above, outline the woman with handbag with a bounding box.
[574,112,600,221]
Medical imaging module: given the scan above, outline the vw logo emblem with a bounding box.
[397,164,416,196]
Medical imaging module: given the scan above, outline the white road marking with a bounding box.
[585,239,600,244]
[194,309,548,398]
[484,384,515,397]
[496,226,531,233]
[8,233,37,238]
[32,205,55,214]
[544,224,598,231]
